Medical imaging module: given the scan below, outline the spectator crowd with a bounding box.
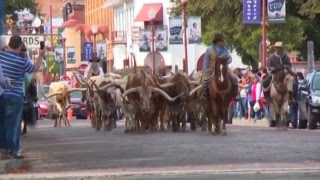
[230,67,306,128]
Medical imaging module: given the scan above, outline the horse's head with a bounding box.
[274,67,296,93]
[215,55,229,82]
[284,68,296,93]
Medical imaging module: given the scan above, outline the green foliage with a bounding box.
[179,0,306,67]
[173,0,316,66]
[5,0,40,21]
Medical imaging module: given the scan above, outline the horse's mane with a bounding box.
[274,70,286,82]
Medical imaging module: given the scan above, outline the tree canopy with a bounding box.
[5,0,40,21]
[173,0,320,67]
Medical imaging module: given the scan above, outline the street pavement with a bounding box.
[1,119,320,179]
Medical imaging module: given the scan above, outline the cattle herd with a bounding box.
[43,60,216,134]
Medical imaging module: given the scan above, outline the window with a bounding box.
[312,74,320,90]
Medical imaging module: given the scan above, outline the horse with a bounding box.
[268,67,296,130]
[22,77,38,135]
[204,56,235,135]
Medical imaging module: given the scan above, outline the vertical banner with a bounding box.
[96,41,106,60]
[54,47,63,63]
[243,0,261,24]
[268,0,286,23]
[0,0,5,35]
[188,16,202,44]
[139,29,151,52]
[83,42,93,61]
[66,46,76,64]
[169,17,183,44]
[155,28,168,51]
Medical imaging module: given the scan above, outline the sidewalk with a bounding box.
[0,159,23,174]
[232,118,272,127]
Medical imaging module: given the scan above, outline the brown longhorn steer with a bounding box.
[122,70,180,133]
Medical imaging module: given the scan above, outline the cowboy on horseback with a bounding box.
[262,41,292,99]
[84,52,104,78]
[201,34,238,101]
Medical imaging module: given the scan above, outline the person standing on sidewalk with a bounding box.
[0,55,12,160]
[0,35,44,159]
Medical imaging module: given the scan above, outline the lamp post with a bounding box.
[149,10,156,74]
[91,25,98,57]
[61,30,67,75]
[181,0,188,74]
[262,0,267,67]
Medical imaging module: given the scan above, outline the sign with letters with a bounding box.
[83,42,93,61]
[2,35,45,49]
[243,0,261,24]
[268,0,286,23]
[169,17,183,44]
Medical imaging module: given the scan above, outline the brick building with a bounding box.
[85,0,114,72]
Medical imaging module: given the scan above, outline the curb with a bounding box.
[232,118,270,127]
[0,159,23,174]
[1,166,320,179]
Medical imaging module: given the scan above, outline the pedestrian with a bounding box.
[0,48,12,160]
[0,35,44,159]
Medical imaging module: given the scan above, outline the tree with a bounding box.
[173,0,306,67]
[5,0,40,21]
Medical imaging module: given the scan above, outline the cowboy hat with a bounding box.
[212,33,224,44]
[89,56,101,63]
[273,41,283,48]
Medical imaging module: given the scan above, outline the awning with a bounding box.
[135,3,163,22]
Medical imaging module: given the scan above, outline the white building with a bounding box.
[103,0,245,74]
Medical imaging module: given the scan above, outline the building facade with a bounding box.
[85,0,114,72]
[104,0,207,74]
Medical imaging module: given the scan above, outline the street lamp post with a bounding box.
[181,0,188,74]
[61,30,67,75]
[91,25,98,57]
[149,10,156,74]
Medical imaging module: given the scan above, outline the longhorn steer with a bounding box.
[42,81,86,127]
[155,73,195,132]
[88,75,125,131]
[187,71,207,131]
[122,70,179,133]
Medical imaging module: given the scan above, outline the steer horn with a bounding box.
[93,82,125,93]
[67,88,87,93]
[122,87,140,97]
[189,80,200,85]
[73,71,87,87]
[42,92,62,99]
[152,87,181,102]
[189,85,202,96]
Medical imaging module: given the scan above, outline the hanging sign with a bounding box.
[243,0,262,24]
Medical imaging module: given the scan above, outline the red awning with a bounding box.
[135,3,163,22]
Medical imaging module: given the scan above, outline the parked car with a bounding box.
[38,85,58,120]
[70,91,87,119]
[297,70,320,129]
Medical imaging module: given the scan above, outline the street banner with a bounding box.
[188,16,202,44]
[169,17,183,44]
[83,42,93,61]
[243,0,261,24]
[155,28,168,51]
[96,41,107,61]
[267,0,286,23]
[54,47,63,63]
[139,29,151,52]
[66,46,76,64]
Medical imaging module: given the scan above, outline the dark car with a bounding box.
[297,70,320,129]
[70,91,87,119]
